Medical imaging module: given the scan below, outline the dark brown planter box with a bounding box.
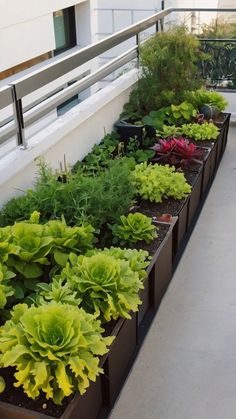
[103,315,137,407]
[187,169,203,229]
[137,217,177,326]
[209,141,218,179]
[215,112,231,155]
[201,148,211,198]
[172,197,189,261]
[216,130,224,168]
[0,376,103,419]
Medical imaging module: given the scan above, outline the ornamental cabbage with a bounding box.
[60,252,144,321]
[0,303,113,404]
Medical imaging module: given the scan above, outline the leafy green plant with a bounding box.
[125,137,155,162]
[44,218,95,267]
[60,252,144,321]
[143,102,197,131]
[159,122,219,141]
[0,303,113,404]
[133,162,191,202]
[73,132,120,175]
[0,214,96,305]
[158,125,183,138]
[110,212,158,246]
[87,247,150,282]
[0,263,15,309]
[184,89,228,112]
[181,122,219,140]
[34,277,81,306]
[7,221,53,280]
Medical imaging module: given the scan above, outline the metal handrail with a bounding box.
[0,86,13,110]
[11,8,171,99]
[0,7,235,149]
[24,47,137,128]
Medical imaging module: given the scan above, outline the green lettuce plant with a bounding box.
[34,277,81,306]
[0,214,96,304]
[7,221,53,280]
[0,263,15,309]
[60,252,144,321]
[0,303,113,404]
[159,122,219,141]
[110,212,158,245]
[181,122,219,140]
[87,247,150,282]
[133,162,191,202]
[44,218,95,267]
[158,125,183,138]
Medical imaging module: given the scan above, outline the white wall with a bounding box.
[0,69,138,206]
[0,0,97,141]
[0,0,86,29]
[0,0,87,71]
[0,15,55,72]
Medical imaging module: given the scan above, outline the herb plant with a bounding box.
[0,158,136,230]
[133,163,191,202]
[110,212,158,246]
[0,303,113,404]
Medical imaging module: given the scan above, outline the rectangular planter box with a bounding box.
[172,197,189,262]
[215,112,231,155]
[103,315,137,407]
[137,217,177,327]
[201,148,211,199]
[215,130,224,168]
[0,376,103,419]
[209,141,218,180]
[187,169,203,229]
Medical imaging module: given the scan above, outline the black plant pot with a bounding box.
[114,120,156,145]
[114,120,144,143]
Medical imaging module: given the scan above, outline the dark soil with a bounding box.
[0,367,72,418]
[136,169,198,218]
[132,223,169,257]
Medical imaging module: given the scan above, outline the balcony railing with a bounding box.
[199,39,236,89]
[0,7,235,150]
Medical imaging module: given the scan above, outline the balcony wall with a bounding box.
[0,69,138,207]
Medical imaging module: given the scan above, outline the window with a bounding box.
[53,7,76,55]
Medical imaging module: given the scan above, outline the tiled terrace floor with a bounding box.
[110,125,236,419]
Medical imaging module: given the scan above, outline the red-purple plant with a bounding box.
[174,138,203,159]
[152,137,204,167]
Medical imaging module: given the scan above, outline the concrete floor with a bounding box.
[110,125,236,419]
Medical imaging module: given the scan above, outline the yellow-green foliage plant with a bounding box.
[0,303,113,404]
[133,163,191,203]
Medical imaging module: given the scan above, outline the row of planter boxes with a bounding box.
[0,113,231,419]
